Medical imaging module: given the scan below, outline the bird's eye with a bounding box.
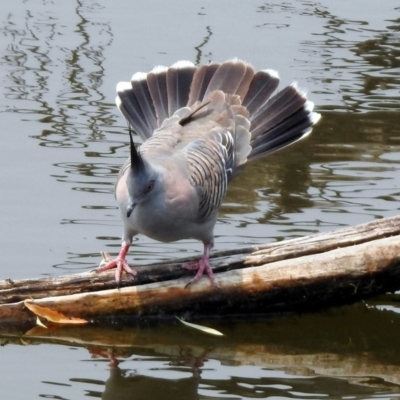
[147,180,155,192]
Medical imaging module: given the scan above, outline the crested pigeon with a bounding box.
[97,59,320,287]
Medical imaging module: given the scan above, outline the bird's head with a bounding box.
[125,128,161,218]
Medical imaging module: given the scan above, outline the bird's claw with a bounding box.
[96,251,136,286]
[183,260,219,289]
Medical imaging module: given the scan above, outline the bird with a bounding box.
[97,58,320,287]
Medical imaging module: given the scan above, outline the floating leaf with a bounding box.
[175,316,224,336]
[36,317,48,329]
[24,301,88,324]
[24,324,53,336]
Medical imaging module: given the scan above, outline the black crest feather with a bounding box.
[129,126,145,173]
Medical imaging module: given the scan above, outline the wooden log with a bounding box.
[1,215,400,323]
[2,214,400,303]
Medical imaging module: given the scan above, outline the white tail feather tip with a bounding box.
[171,60,195,69]
[131,72,147,82]
[310,112,321,124]
[116,81,132,93]
[304,100,314,112]
[150,65,168,74]
[261,69,280,79]
[291,81,308,97]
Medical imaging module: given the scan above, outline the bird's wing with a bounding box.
[184,132,231,221]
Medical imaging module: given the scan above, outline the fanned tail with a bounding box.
[116,58,320,162]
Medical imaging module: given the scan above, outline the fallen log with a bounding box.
[1,215,400,324]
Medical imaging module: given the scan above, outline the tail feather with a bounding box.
[234,63,255,99]
[187,63,220,106]
[167,61,196,117]
[147,66,169,127]
[250,85,307,140]
[116,82,150,140]
[251,101,314,148]
[204,59,251,99]
[249,123,310,160]
[130,72,158,133]
[243,70,280,114]
[249,102,320,160]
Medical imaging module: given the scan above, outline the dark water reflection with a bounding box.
[3,301,400,399]
[1,0,400,399]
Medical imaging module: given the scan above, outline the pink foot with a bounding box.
[96,243,136,285]
[183,243,218,288]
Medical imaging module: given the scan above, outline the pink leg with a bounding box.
[97,242,136,285]
[183,243,218,288]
